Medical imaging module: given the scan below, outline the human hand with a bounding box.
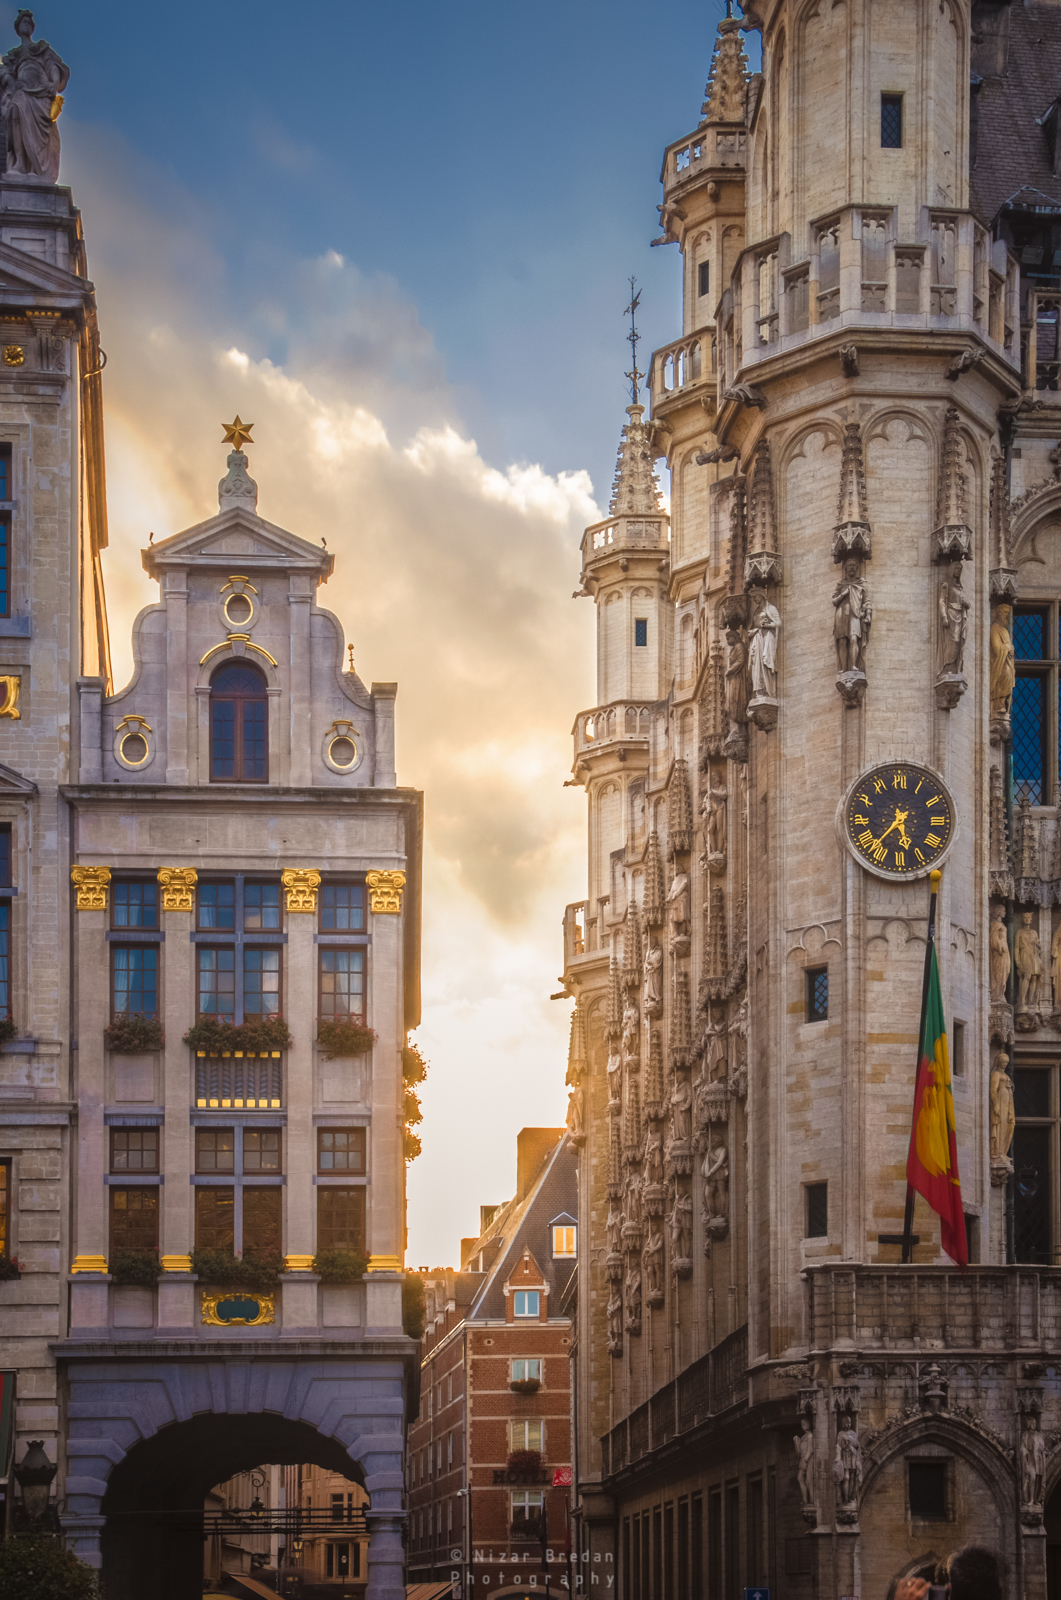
[894,1581,932,1600]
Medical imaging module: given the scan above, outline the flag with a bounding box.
[906,942,967,1266]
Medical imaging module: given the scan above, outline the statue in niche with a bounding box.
[643,940,663,1016]
[747,588,781,700]
[621,1001,640,1067]
[833,1420,862,1510]
[625,1171,642,1228]
[989,905,1011,1005]
[667,871,691,956]
[624,1264,642,1330]
[990,604,1016,720]
[0,11,68,186]
[705,1010,728,1081]
[1015,911,1043,1012]
[669,1075,692,1143]
[565,1083,584,1141]
[607,1288,623,1351]
[643,1229,664,1302]
[1020,1414,1046,1511]
[701,778,727,868]
[643,1127,663,1188]
[606,1047,622,1109]
[668,1188,693,1263]
[1052,923,1061,1010]
[702,1136,729,1223]
[724,626,750,729]
[794,1416,816,1509]
[937,559,970,677]
[606,1202,622,1257]
[989,1050,1015,1165]
[832,559,872,674]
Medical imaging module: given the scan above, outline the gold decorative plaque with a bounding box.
[0,676,20,719]
[281,867,320,913]
[366,870,406,915]
[157,867,198,911]
[3,345,23,368]
[201,1290,275,1327]
[71,865,110,911]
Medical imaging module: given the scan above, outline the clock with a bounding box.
[839,761,957,881]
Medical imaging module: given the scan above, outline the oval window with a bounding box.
[120,732,148,765]
[224,592,253,626]
[329,736,357,769]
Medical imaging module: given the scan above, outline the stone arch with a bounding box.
[194,640,281,693]
[776,415,845,480]
[1011,480,1061,570]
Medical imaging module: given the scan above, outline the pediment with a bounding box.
[0,240,94,308]
[142,505,334,582]
[0,760,38,795]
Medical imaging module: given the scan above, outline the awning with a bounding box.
[224,1577,288,1600]
[407,1584,457,1600]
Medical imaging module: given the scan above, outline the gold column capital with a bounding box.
[70,1254,108,1274]
[160,1254,192,1273]
[157,867,198,911]
[283,1254,316,1272]
[367,1253,404,1272]
[71,866,110,911]
[366,870,406,914]
[281,867,320,913]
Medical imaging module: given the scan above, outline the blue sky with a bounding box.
[28,0,744,1261]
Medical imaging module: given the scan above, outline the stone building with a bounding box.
[407,1128,577,1598]
[0,22,420,1598]
[561,3,1061,1596]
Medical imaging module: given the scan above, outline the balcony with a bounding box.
[573,700,653,760]
[580,514,666,572]
[662,125,747,201]
[804,1263,1061,1352]
[563,901,602,967]
[649,332,716,419]
[194,1050,283,1110]
[602,1325,748,1479]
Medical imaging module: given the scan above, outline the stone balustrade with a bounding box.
[648,330,716,413]
[804,1262,1061,1352]
[661,124,748,200]
[572,700,653,758]
[563,899,602,966]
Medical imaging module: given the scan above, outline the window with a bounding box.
[805,1182,828,1239]
[0,825,12,887]
[0,517,8,619]
[198,947,235,1019]
[0,1160,9,1260]
[806,966,828,1023]
[510,1419,544,1453]
[952,1019,965,1077]
[194,878,285,1028]
[320,948,364,1019]
[881,93,903,148]
[244,882,280,930]
[326,1543,353,1578]
[908,1460,949,1520]
[0,902,9,1022]
[113,945,159,1021]
[111,1128,159,1173]
[243,948,280,1017]
[511,1490,543,1534]
[698,261,710,298]
[320,883,365,931]
[196,1128,235,1173]
[318,1127,365,1173]
[112,881,158,929]
[511,1358,542,1383]
[110,1187,159,1254]
[195,1186,234,1250]
[513,1289,540,1318]
[243,1186,282,1253]
[198,882,236,930]
[209,662,268,782]
[318,1185,366,1251]
[243,1129,280,1172]
[0,446,9,503]
[634,618,648,647]
[1012,607,1060,804]
[1014,1066,1054,1263]
[552,1224,576,1257]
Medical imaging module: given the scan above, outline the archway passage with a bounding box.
[101,1414,365,1600]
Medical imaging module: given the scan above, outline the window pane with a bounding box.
[0,902,9,1020]
[511,1359,541,1382]
[0,1161,9,1257]
[244,948,280,1017]
[318,1127,365,1173]
[320,949,364,1018]
[113,881,158,929]
[243,1186,282,1254]
[1014,1123,1052,1262]
[110,1187,159,1253]
[317,1186,366,1251]
[0,516,9,617]
[198,883,235,930]
[211,699,237,779]
[244,883,280,931]
[111,1128,159,1173]
[113,946,158,1017]
[194,1185,234,1250]
[243,1129,281,1172]
[514,1290,540,1317]
[1013,674,1046,803]
[0,827,10,887]
[1014,609,1047,660]
[1015,1068,1051,1119]
[806,1182,828,1238]
[242,700,268,780]
[196,1128,235,1172]
[198,947,236,1017]
[320,884,365,932]
[880,94,902,148]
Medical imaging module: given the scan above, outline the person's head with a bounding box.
[844,558,859,579]
[14,10,33,39]
[945,1545,1003,1600]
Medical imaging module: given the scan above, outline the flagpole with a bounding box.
[901,868,942,1264]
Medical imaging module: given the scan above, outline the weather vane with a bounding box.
[222,415,254,452]
[623,277,644,405]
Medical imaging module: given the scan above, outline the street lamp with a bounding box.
[14,1440,58,1526]
[456,1486,474,1600]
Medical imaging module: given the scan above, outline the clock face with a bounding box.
[844,762,956,880]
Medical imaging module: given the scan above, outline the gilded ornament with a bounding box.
[160,1254,192,1273]
[367,1254,403,1272]
[200,1290,275,1327]
[71,865,110,910]
[283,1254,315,1272]
[221,415,254,452]
[281,867,320,913]
[0,675,20,719]
[157,867,198,912]
[70,1255,108,1274]
[366,870,406,914]
[2,344,23,367]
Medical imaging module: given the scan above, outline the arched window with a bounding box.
[210,662,268,782]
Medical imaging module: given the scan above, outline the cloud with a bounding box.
[63,124,597,1264]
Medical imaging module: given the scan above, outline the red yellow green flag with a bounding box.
[906,942,967,1266]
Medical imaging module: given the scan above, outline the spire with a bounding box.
[606,957,623,1037]
[565,1006,586,1086]
[643,832,666,927]
[744,439,782,585]
[833,423,872,560]
[989,448,1017,597]
[609,405,663,518]
[668,759,693,854]
[622,902,644,992]
[932,405,972,561]
[701,11,749,125]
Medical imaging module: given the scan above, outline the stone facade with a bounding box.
[563,4,1061,1597]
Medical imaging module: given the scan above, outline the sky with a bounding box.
[27,0,742,1264]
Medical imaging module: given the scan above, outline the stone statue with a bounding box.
[625,1172,642,1227]
[624,1264,642,1330]
[607,1048,622,1109]
[566,1083,584,1140]
[643,1229,664,1301]
[668,1189,693,1262]
[670,1075,692,1143]
[606,1203,622,1256]
[989,1051,1015,1164]
[666,872,690,928]
[990,605,1016,719]
[644,1127,663,1187]
[706,1012,727,1082]
[937,560,970,677]
[748,588,781,699]
[832,559,872,673]
[1015,911,1043,1012]
[1020,1414,1046,1509]
[701,779,727,861]
[621,1001,640,1067]
[607,1288,623,1351]
[989,905,1011,1005]
[833,1423,862,1509]
[702,1138,729,1220]
[0,12,68,185]
[794,1415,815,1508]
[724,627,750,729]
[643,941,663,1015]
[1052,923,1061,1011]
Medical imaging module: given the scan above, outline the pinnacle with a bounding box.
[609,405,663,518]
[701,12,749,125]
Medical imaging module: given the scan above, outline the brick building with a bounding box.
[407,1129,578,1599]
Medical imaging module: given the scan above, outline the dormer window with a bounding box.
[210,662,268,782]
[513,1289,540,1318]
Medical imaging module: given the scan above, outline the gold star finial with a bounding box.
[222,415,254,452]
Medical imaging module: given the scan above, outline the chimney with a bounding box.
[516,1127,563,1202]
[460,1237,478,1268]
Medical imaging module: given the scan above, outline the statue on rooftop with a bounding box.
[0,12,69,185]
